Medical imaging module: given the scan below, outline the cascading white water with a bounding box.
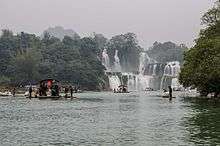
[113,50,122,72]
[102,48,110,71]
[125,52,155,91]
[139,52,146,74]
[145,53,157,64]
[170,62,181,89]
[128,74,136,91]
[171,78,181,89]
[160,61,181,90]
[136,52,153,91]
[152,64,157,76]
[102,48,182,91]
[108,75,121,90]
[102,49,121,90]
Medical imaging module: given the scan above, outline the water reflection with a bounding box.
[182,99,220,145]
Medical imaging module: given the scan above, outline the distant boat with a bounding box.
[161,91,176,98]
[25,78,62,99]
[114,85,129,93]
[145,87,154,91]
[26,79,79,100]
[162,91,169,98]
[0,91,12,97]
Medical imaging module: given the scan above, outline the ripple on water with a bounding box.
[0,92,219,145]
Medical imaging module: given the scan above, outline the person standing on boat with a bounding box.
[168,86,172,100]
[51,84,56,96]
[29,85,32,98]
[43,83,47,96]
[74,86,77,93]
[70,86,73,97]
[55,85,59,96]
[64,87,69,98]
[12,87,16,97]
[39,83,43,96]
[122,86,127,93]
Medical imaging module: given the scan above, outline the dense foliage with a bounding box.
[179,0,220,97]
[0,30,106,90]
[147,41,187,64]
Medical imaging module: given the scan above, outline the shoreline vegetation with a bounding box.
[179,0,220,98]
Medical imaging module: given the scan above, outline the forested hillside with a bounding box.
[0,30,106,90]
[147,41,187,64]
[0,27,188,90]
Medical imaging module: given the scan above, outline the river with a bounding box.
[0,91,220,146]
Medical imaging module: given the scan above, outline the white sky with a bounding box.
[0,0,216,48]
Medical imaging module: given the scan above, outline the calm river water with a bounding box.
[0,91,220,146]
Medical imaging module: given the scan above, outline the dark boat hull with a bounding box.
[37,96,77,100]
[38,96,61,100]
[114,92,130,93]
[162,96,176,98]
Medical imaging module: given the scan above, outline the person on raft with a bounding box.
[168,86,172,100]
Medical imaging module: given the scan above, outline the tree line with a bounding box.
[0,30,106,90]
[0,26,188,91]
[0,29,145,90]
[147,41,187,64]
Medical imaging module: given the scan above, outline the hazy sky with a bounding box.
[0,0,215,48]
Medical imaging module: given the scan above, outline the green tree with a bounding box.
[179,1,220,97]
[0,30,18,76]
[93,33,108,58]
[147,41,187,64]
[11,48,42,85]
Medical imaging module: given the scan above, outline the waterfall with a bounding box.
[160,76,165,90]
[128,74,135,91]
[121,52,157,91]
[113,50,122,72]
[148,65,152,75]
[102,48,110,71]
[138,75,153,91]
[152,64,157,76]
[108,75,121,90]
[171,62,181,89]
[160,61,181,90]
[171,78,181,89]
[136,52,154,91]
[145,53,157,64]
[139,52,146,74]
[102,49,122,90]
[101,48,182,91]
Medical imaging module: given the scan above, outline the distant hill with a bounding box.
[147,41,188,64]
[42,26,80,40]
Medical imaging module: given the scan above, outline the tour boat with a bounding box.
[27,79,78,100]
